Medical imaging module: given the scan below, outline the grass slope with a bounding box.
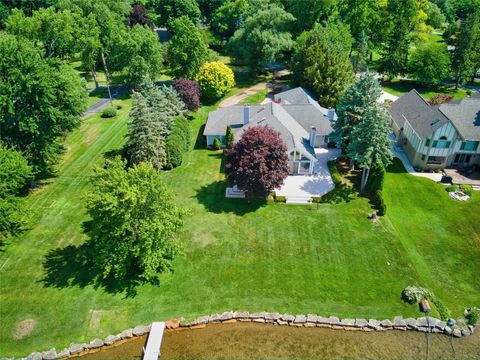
[1,98,479,357]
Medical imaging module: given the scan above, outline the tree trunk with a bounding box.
[349,158,355,171]
[360,166,371,194]
[91,65,99,90]
[455,71,461,89]
[370,51,373,62]
[100,51,113,105]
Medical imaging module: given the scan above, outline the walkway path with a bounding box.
[392,143,443,182]
[82,85,129,119]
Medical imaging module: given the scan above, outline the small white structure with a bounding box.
[143,322,165,360]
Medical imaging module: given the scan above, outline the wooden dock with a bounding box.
[143,322,165,360]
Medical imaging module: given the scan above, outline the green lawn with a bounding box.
[1,91,479,357]
[381,79,468,100]
[239,88,270,104]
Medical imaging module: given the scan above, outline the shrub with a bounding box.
[164,117,191,169]
[466,308,479,326]
[432,298,451,321]
[459,185,473,196]
[327,161,342,185]
[466,89,473,96]
[374,190,387,216]
[428,94,454,105]
[212,137,222,150]
[196,61,235,101]
[165,135,184,169]
[367,161,385,193]
[445,185,458,193]
[401,286,432,304]
[172,79,201,111]
[101,107,117,118]
[274,195,287,203]
[226,125,234,148]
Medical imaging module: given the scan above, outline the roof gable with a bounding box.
[389,90,450,138]
[439,97,480,141]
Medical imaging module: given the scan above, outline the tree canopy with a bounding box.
[225,126,289,197]
[228,3,295,73]
[0,32,87,174]
[167,16,210,79]
[409,42,451,84]
[86,157,187,284]
[291,21,354,108]
[150,0,201,28]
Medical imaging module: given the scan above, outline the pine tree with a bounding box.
[126,90,167,169]
[332,73,392,192]
[453,10,480,87]
[332,73,382,150]
[226,125,234,148]
[354,30,369,73]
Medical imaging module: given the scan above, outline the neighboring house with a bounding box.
[203,87,335,175]
[389,90,480,170]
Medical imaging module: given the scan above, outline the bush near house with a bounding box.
[212,137,222,150]
[225,125,234,148]
[428,93,454,106]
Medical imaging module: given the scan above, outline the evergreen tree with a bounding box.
[226,125,234,148]
[291,21,354,107]
[125,80,186,169]
[333,73,392,192]
[453,9,480,86]
[353,30,369,73]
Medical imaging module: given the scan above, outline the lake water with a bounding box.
[79,322,480,360]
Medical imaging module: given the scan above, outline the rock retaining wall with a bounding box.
[17,312,477,360]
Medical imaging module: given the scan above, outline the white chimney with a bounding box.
[243,105,250,125]
[309,126,317,148]
[328,108,336,121]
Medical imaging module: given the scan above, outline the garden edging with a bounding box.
[18,312,478,360]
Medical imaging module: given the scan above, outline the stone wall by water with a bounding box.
[17,312,477,360]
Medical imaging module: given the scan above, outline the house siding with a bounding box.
[206,135,226,147]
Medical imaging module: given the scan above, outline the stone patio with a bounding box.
[276,148,342,204]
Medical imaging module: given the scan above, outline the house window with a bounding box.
[460,141,479,151]
[432,140,451,149]
[425,139,430,147]
[421,154,426,161]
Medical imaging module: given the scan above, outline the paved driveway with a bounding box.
[276,148,342,200]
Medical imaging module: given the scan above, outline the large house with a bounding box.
[203,87,335,175]
[389,90,480,170]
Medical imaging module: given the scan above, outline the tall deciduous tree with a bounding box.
[150,0,201,28]
[333,73,392,192]
[0,33,87,175]
[5,7,78,58]
[227,4,295,73]
[409,42,451,84]
[172,79,202,111]
[291,21,354,107]
[225,126,289,197]
[110,24,163,85]
[167,16,210,79]
[210,0,248,40]
[379,0,429,78]
[282,0,337,34]
[86,157,186,284]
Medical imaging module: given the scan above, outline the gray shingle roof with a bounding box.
[439,97,480,141]
[282,104,333,135]
[204,87,337,162]
[389,89,449,138]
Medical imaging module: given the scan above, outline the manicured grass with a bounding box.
[1,92,479,357]
[381,79,468,101]
[239,88,270,104]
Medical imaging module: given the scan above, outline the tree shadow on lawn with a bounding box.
[41,224,143,298]
[195,181,267,215]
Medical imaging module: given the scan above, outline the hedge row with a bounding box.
[367,161,387,216]
[165,117,191,170]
